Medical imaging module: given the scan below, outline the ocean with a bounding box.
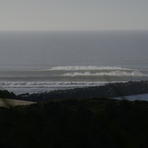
[0,30,148,94]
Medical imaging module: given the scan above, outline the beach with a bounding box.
[0,98,35,107]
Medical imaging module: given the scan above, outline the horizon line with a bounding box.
[0,29,148,32]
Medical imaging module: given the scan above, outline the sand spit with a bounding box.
[0,98,35,107]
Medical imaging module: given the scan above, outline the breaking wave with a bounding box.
[0,81,106,94]
[0,81,105,88]
[62,70,146,77]
[48,66,132,71]
[0,66,148,81]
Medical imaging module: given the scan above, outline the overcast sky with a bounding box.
[0,0,148,31]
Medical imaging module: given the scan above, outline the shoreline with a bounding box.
[15,80,148,102]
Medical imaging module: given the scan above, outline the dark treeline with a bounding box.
[0,98,148,147]
[0,90,16,98]
[18,81,148,102]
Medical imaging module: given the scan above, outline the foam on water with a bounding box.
[62,70,145,77]
[49,66,132,71]
[0,81,105,88]
[0,81,107,94]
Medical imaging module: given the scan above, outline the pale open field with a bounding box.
[0,98,36,107]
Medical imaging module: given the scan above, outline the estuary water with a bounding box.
[0,31,148,94]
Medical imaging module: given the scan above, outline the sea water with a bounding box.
[0,30,148,94]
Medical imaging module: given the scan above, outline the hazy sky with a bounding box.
[0,0,148,31]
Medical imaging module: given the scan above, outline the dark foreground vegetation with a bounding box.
[0,97,148,148]
[0,90,16,99]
